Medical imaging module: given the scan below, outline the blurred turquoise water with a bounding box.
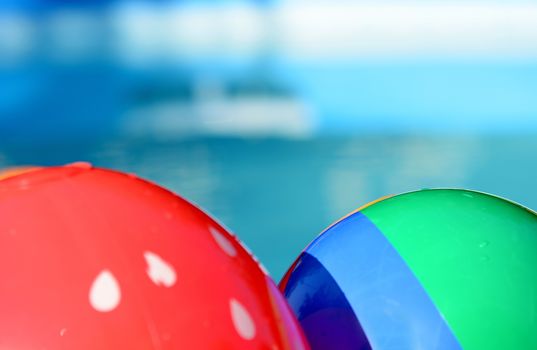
[1,134,536,280]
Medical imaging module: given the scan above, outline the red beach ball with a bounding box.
[0,163,307,349]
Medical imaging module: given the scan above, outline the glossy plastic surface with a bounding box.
[283,252,371,350]
[0,164,308,350]
[281,189,537,350]
[362,189,537,350]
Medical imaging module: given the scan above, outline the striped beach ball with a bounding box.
[280,189,537,350]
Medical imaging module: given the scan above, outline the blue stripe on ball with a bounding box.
[283,252,372,350]
[306,212,462,350]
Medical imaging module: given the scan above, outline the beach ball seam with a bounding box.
[281,189,537,350]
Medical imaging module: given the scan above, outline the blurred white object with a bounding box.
[122,95,315,139]
[110,1,537,63]
[277,2,537,61]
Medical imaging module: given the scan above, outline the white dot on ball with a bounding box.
[89,270,121,312]
[210,227,237,257]
[144,251,177,287]
[230,298,256,340]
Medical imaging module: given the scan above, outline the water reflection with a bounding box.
[1,134,535,279]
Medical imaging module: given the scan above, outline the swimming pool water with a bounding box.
[1,134,535,280]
